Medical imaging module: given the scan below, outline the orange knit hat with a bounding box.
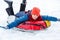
[31,7,40,16]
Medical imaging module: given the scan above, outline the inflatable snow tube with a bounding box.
[16,21,47,30]
[45,20,51,28]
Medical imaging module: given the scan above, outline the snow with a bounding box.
[0,0,60,40]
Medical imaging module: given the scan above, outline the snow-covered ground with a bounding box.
[0,0,60,40]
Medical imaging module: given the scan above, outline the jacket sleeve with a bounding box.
[41,15,58,21]
[7,14,29,29]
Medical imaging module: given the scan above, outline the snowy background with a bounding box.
[0,0,60,40]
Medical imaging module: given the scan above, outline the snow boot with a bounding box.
[4,0,14,16]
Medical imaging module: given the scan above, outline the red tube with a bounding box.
[17,21,47,30]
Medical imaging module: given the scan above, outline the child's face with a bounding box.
[32,15,38,20]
